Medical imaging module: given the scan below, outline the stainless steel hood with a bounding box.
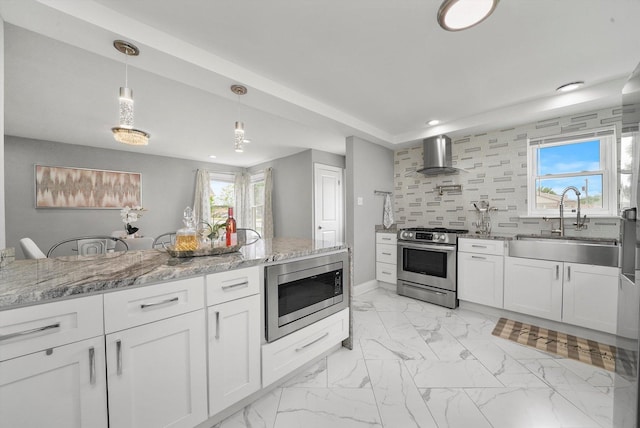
[416,135,460,175]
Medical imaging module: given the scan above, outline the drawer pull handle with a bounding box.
[222,281,249,290]
[0,322,61,341]
[471,256,486,260]
[215,311,220,339]
[116,340,123,376]
[471,245,487,248]
[140,296,179,309]
[382,271,391,275]
[295,332,329,352]
[89,347,96,385]
[382,252,392,256]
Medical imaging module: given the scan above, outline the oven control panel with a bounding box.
[398,228,465,244]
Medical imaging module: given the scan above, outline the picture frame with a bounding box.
[34,165,142,209]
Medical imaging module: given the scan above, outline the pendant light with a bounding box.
[111,40,150,146]
[437,0,499,31]
[231,84,249,153]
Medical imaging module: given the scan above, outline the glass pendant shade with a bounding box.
[234,121,245,152]
[112,127,150,146]
[118,87,134,128]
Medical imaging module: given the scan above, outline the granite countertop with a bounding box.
[0,238,347,311]
[458,233,515,241]
[374,225,397,233]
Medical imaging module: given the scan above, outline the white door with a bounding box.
[208,294,261,416]
[314,163,343,246]
[106,310,208,428]
[0,336,108,428]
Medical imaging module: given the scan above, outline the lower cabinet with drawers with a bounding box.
[0,253,351,428]
[376,232,397,284]
[0,295,108,428]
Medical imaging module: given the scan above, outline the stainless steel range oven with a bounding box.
[397,227,467,309]
[265,251,348,342]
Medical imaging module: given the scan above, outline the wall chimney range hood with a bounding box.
[417,135,461,175]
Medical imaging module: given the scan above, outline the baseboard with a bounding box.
[352,279,379,296]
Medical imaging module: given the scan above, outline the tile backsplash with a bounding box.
[394,106,622,239]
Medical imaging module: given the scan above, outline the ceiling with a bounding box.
[2,0,640,167]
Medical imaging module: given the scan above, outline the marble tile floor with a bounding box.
[215,287,623,428]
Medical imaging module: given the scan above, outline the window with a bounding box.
[620,132,638,209]
[527,128,617,217]
[209,172,235,226]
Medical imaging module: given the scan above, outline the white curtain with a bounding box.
[234,172,250,228]
[263,167,274,239]
[193,169,211,226]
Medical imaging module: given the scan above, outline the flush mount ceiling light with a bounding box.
[437,0,499,31]
[111,40,150,146]
[231,84,249,153]
[427,119,440,126]
[556,81,585,93]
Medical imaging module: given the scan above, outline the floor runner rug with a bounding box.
[491,317,636,376]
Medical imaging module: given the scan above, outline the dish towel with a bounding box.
[383,194,394,229]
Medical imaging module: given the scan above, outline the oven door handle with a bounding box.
[398,242,456,252]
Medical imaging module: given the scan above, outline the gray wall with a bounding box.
[346,136,394,287]
[0,18,5,248]
[5,136,241,258]
[250,148,348,240]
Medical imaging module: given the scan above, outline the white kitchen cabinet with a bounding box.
[104,277,208,428]
[208,294,261,416]
[457,238,505,308]
[376,232,397,284]
[0,294,107,428]
[562,263,618,334]
[106,309,208,428]
[262,307,349,387]
[0,335,108,428]
[206,266,261,416]
[504,256,563,321]
[505,256,619,333]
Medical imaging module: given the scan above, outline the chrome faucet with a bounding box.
[553,186,586,236]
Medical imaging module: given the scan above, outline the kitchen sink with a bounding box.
[509,234,620,267]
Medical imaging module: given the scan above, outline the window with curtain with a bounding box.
[209,172,235,226]
[527,128,617,216]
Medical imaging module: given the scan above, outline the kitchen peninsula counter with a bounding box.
[0,238,348,310]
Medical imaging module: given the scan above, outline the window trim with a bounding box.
[526,127,617,217]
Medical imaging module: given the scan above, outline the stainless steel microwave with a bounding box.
[265,251,349,342]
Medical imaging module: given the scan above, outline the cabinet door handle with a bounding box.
[295,332,329,352]
[215,311,220,339]
[567,266,571,281]
[116,340,122,376]
[221,281,249,290]
[89,347,96,385]
[0,322,61,342]
[556,265,560,280]
[140,296,179,309]
[382,252,392,256]
[471,255,486,260]
[471,245,487,248]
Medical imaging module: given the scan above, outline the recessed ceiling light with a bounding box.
[556,81,585,92]
[427,119,440,126]
[208,155,217,159]
[437,0,499,31]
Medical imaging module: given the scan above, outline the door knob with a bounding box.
[318,226,323,229]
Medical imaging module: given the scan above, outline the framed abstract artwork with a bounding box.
[35,165,142,209]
